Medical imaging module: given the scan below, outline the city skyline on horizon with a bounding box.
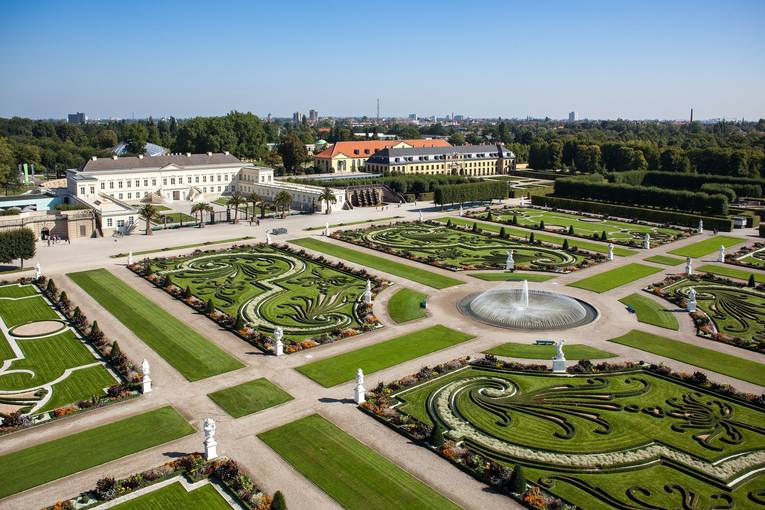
[1,0,764,121]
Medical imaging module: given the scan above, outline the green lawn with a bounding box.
[68,269,244,381]
[643,255,685,266]
[0,406,194,499]
[208,378,293,418]
[0,295,59,328]
[305,216,403,230]
[668,235,745,258]
[387,288,428,323]
[110,236,254,258]
[297,325,474,387]
[158,212,196,224]
[697,263,765,284]
[38,364,117,413]
[259,414,460,510]
[469,272,556,282]
[608,330,765,386]
[435,216,637,256]
[484,342,615,360]
[567,263,663,293]
[618,294,679,330]
[0,284,38,299]
[290,238,463,289]
[112,481,231,509]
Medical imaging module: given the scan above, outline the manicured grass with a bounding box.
[297,325,474,387]
[152,205,171,211]
[208,378,293,418]
[618,294,679,330]
[68,269,244,381]
[436,216,637,256]
[38,364,117,413]
[158,212,196,224]
[469,272,556,282]
[109,236,254,258]
[387,288,428,323]
[305,216,403,230]
[259,414,459,510]
[0,406,194,499]
[112,481,231,509]
[0,284,38,299]
[0,295,59,328]
[567,263,662,293]
[643,255,685,266]
[290,238,463,289]
[484,342,615,360]
[608,330,765,386]
[669,235,745,258]
[697,263,765,284]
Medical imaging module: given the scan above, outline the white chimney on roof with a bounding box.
[91,156,98,161]
[186,152,191,157]
[138,154,144,159]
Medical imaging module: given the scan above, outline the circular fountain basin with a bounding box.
[458,288,597,330]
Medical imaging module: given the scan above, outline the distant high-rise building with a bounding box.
[309,109,319,123]
[453,114,464,122]
[568,111,577,122]
[408,113,417,121]
[292,111,304,124]
[68,112,87,124]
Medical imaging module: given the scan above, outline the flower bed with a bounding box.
[45,453,278,510]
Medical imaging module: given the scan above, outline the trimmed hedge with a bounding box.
[434,181,507,204]
[507,185,554,199]
[555,176,728,215]
[531,195,734,231]
[760,224,765,237]
[611,171,765,198]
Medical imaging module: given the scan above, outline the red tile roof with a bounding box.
[315,139,451,159]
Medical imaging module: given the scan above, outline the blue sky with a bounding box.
[1,0,763,120]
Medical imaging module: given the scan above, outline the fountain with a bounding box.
[459,280,597,330]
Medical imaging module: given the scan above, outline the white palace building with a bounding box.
[66,152,345,234]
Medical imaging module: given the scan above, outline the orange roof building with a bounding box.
[314,139,451,173]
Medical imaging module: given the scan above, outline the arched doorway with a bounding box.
[40,227,50,240]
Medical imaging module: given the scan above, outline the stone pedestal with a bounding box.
[552,359,566,373]
[354,368,366,404]
[643,234,650,250]
[607,243,614,261]
[142,374,152,393]
[685,257,693,275]
[687,300,697,313]
[275,339,283,356]
[204,437,218,460]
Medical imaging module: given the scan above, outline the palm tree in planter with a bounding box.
[227,192,245,223]
[247,192,262,221]
[138,204,160,236]
[274,191,292,219]
[203,203,215,225]
[191,202,209,227]
[319,186,337,215]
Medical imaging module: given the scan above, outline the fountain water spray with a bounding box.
[520,280,529,308]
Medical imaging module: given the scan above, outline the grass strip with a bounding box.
[111,481,231,509]
[469,272,556,282]
[259,414,460,510]
[608,330,765,386]
[208,378,293,418]
[567,263,662,293]
[68,269,244,381]
[644,255,685,266]
[0,406,194,499]
[387,288,428,323]
[619,294,679,330]
[290,238,463,289]
[485,342,615,360]
[305,216,403,230]
[697,264,765,284]
[669,235,745,258]
[110,236,254,258]
[435,216,637,256]
[297,325,474,387]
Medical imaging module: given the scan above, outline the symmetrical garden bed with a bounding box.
[0,278,138,433]
[646,273,765,353]
[331,221,604,273]
[134,243,387,354]
[464,206,688,248]
[361,356,765,510]
[727,242,765,270]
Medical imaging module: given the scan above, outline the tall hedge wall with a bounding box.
[434,181,507,205]
[609,171,765,197]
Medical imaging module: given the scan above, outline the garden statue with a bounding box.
[141,359,152,393]
[687,287,697,312]
[34,262,42,281]
[324,222,330,236]
[607,243,614,261]
[354,368,366,404]
[274,326,284,356]
[506,250,515,271]
[685,256,693,275]
[266,232,272,245]
[459,204,463,216]
[718,245,725,262]
[363,279,373,305]
[643,233,650,250]
[127,251,133,266]
[698,219,704,234]
[418,210,423,222]
[552,339,566,373]
[203,418,217,460]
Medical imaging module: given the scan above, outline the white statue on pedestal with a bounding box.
[274,326,284,356]
[324,222,330,236]
[141,359,152,393]
[266,232,272,245]
[506,250,515,271]
[698,219,704,234]
[685,256,693,275]
[127,251,133,266]
[687,287,697,312]
[718,245,725,263]
[354,368,366,404]
[459,204,463,217]
[643,233,650,250]
[418,210,423,222]
[203,418,217,460]
[552,339,566,373]
[607,243,615,261]
[363,279,372,305]
[34,262,42,281]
